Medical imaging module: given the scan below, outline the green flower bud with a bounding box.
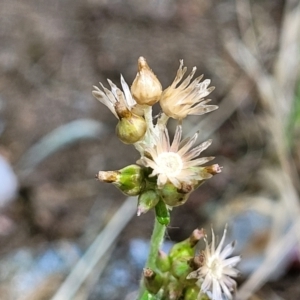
[171,257,192,283]
[116,111,147,144]
[140,290,157,300]
[165,276,183,300]
[137,190,160,216]
[169,242,193,262]
[131,57,162,106]
[198,293,211,300]
[143,268,163,295]
[156,250,171,273]
[169,229,204,261]
[184,286,201,300]
[155,200,170,225]
[158,182,191,207]
[97,164,144,196]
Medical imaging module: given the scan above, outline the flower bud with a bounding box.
[156,250,171,273]
[140,290,157,300]
[137,190,160,216]
[169,241,193,263]
[155,200,170,225]
[184,286,201,300]
[169,230,202,261]
[97,164,145,196]
[116,112,147,144]
[167,276,183,300]
[171,257,192,282]
[158,182,191,207]
[131,57,162,106]
[143,268,163,295]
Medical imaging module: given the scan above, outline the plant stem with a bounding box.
[137,216,166,299]
[146,217,166,269]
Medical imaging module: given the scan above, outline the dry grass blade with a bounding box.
[235,0,260,56]
[191,76,251,141]
[224,1,300,298]
[274,0,300,119]
[224,37,281,115]
[16,119,110,179]
[236,218,300,300]
[50,197,137,300]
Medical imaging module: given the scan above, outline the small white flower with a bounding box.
[92,75,137,119]
[187,227,241,300]
[159,60,218,120]
[137,125,214,189]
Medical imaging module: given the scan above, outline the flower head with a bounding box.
[92,75,137,119]
[93,75,147,144]
[97,164,145,196]
[160,60,217,120]
[131,56,162,106]
[137,125,214,189]
[187,227,241,300]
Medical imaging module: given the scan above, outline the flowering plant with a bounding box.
[94,57,240,300]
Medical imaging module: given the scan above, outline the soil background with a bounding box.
[0,0,299,299]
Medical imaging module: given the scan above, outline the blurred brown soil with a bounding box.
[0,0,299,299]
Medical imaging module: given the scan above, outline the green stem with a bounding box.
[137,216,166,299]
[146,216,166,269]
